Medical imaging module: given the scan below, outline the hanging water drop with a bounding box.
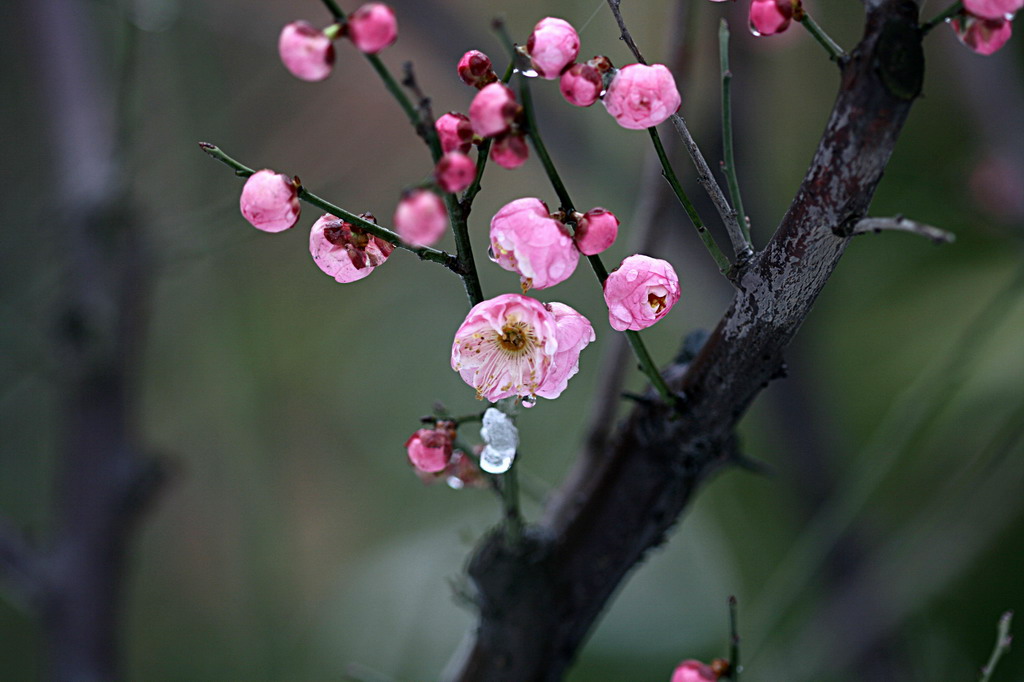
[521,395,537,408]
[479,445,514,474]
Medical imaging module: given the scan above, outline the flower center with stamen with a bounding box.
[648,291,667,313]
[498,323,529,352]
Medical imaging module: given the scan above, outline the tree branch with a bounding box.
[445,1,924,678]
[851,216,956,243]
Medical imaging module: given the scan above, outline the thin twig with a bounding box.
[798,11,848,63]
[728,595,741,680]
[922,1,964,34]
[648,128,733,275]
[719,20,751,246]
[979,611,1013,682]
[197,143,460,270]
[851,216,956,244]
[605,0,749,260]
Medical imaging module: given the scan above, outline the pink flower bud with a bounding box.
[671,660,718,682]
[490,133,530,170]
[278,21,336,82]
[451,294,559,402]
[457,50,497,88]
[239,170,300,233]
[574,208,619,255]
[346,3,397,54]
[469,82,521,138]
[749,0,794,36]
[490,198,579,290]
[393,189,448,247]
[405,428,453,473]
[435,112,474,154]
[953,14,1013,54]
[527,17,580,79]
[535,302,595,400]
[559,63,603,107]
[435,152,477,193]
[602,63,681,130]
[603,254,681,331]
[309,213,394,283]
[963,0,1023,20]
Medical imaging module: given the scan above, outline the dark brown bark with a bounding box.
[446,1,924,680]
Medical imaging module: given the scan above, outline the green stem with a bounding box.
[922,1,963,34]
[798,12,848,63]
[728,595,741,680]
[647,128,732,275]
[320,0,345,21]
[719,20,751,247]
[512,72,680,408]
[500,465,524,545]
[198,142,454,268]
[979,611,1013,682]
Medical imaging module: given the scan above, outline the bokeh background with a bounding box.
[2,0,1023,680]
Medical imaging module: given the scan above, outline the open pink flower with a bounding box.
[457,50,497,88]
[278,21,335,82]
[489,198,578,290]
[490,133,530,169]
[560,63,603,107]
[963,0,1023,20]
[671,660,717,682]
[435,152,476,193]
[749,0,794,36]
[953,14,1013,54]
[393,190,447,246]
[309,213,394,283]
[602,64,681,130]
[535,302,595,400]
[603,254,681,331]
[240,169,300,233]
[469,82,520,138]
[451,294,559,402]
[574,208,619,255]
[405,428,453,473]
[347,3,397,54]
[436,112,474,154]
[527,17,580,79]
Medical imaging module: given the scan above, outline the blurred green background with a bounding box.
[2,0,1023,680]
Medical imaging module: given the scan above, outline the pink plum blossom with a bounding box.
[405,428,453,473]
[602,64,681,130]
[534,302,595,400]
[457,50,497,88]
[603,254,681,331]
[574,208,619,255]
[435,112,474,154]
[671,660,718,682]
[346,3,397,54]
[560,63,603,107]
[963,0,1023,20]
[278,21,336,82]
[953,14,1013,54]
[435,152,476,193]
[451,294,559,402]
[393,190,448,246]
[239,169,300,233]
[489,198,578,290]
[527,17,580,79]
[490,133,530,169]
[469,82,520,138]
[309,213,394,283]
[749,0,794,36]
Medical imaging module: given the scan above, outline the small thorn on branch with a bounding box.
[851,216,956,244]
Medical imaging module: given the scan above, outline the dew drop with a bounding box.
[514,67,539,78]
[446,475,466,490]
[625,268,639,282]
[479,445,514,474]
[749,22,762,37]
[521,395,537,408]
[487,246,496,260]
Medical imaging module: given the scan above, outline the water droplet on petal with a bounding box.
[749,22,763,37]
[521,395,537,408]
[625,268,639,282]
[515,67,539,78]
[446,475,466,490]
[487,245,496,261]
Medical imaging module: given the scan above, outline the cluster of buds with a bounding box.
[405,421,487,489]
[468,78,529,169]
[277,3,398,82]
